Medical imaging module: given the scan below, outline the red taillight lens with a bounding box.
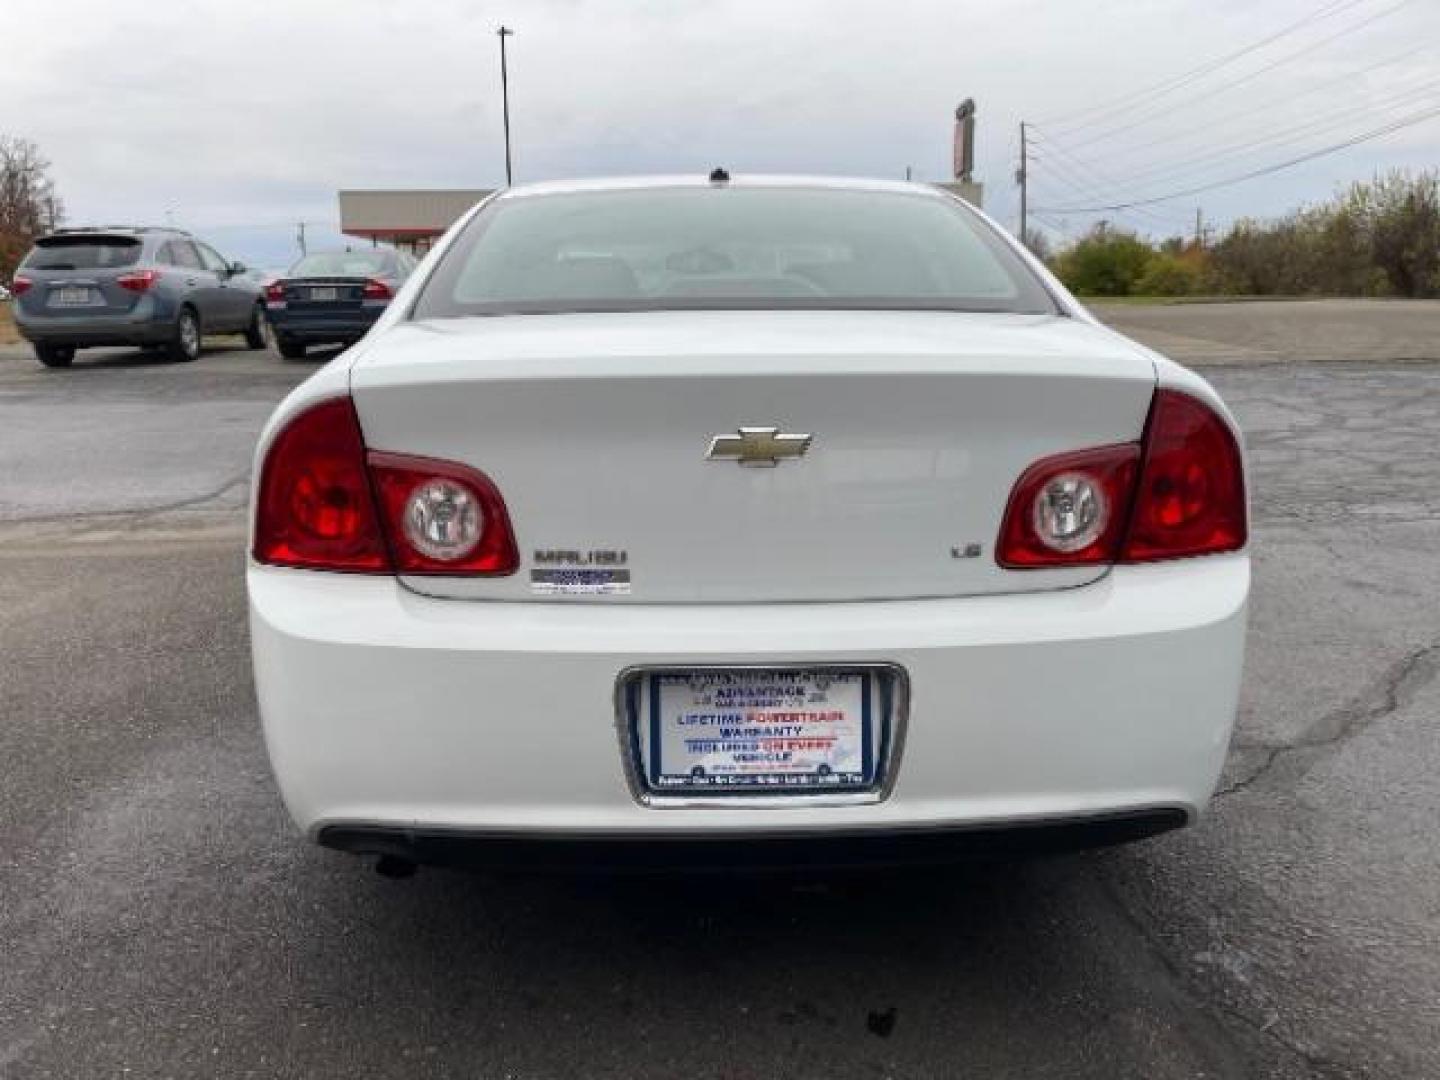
[996,389,1246,569]
[264,281,286,304]
[253,397,388,572]
[368,453,519,575]
[362,278,393,301]
[1122,389,1247,561]
[11,276,33,296]
[997,444,1141,567]
[117,269,161,292]
[253,397,520,576]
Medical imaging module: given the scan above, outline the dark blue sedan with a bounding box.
[264,248,417,359]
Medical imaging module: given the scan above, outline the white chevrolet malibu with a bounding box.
[248,175,1248,871]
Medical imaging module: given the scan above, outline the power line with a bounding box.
[1044,0,1419,153]
[1027,132,1202,235]
[1030,158,1193,232]
[1094,74,1440,195]
[1034,0,1366,129]
[1028,135,1197,228]
[1044,40,1430,172]
[1032,100,1440,213]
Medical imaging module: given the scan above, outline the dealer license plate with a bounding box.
[627,667,896,796]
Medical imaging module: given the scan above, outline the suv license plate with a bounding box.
[51,287,98,307]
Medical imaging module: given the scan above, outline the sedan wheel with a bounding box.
[35,344,75,368]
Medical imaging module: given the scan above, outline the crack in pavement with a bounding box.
[0,470,251,531]
[1091,871,1317,1078]
[1217,642,1440,798]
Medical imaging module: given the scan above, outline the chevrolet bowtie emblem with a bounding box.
[706,426,813,468]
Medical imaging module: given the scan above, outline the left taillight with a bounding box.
[368,453,519,575]
[264,281,286,304]
[253,396,519,576]
[117,269,161,293]
[253,397,388,572]
[11,276,34,296]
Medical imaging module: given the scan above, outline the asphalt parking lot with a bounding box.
[2,301,1437,1079]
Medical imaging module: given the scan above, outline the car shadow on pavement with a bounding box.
[258,843,1248,1076]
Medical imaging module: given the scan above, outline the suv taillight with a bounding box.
[117,269,161,293]
[362,278,393,301]
[252,396,519,576]
[11,276,33,296]
[997,389,1246,568]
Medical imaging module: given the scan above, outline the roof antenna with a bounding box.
[708,167,730,185]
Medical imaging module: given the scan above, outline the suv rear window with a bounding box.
[412,186,1057,318]
[23,236,143,271]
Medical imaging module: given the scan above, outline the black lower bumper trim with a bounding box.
[316,809,1189,872]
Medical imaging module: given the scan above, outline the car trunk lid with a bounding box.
[276,276,375,311]
[350,310,1157,603]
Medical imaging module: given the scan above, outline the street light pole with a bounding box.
[497,26,515,186]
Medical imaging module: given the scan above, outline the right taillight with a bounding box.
[253,395,519,576]
[997,388,1246,568]
[1122,388,1247,562]
[11,276,34,296]
[117,269,161,293]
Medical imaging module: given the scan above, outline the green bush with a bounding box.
[1133,253,1201,296]
[1204,170,1440,298]
[1052,225,1154,296]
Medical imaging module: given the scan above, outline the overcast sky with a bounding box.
[4,0,1438,266]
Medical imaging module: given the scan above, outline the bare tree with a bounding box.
[1021,227,1053,262]
[0,136,65,282]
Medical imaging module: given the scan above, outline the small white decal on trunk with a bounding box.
[530,568,632,595]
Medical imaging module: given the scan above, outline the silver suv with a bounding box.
[9,227,267,368]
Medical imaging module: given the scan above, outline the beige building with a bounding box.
[337,189,492,254]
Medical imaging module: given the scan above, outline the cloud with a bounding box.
[4,0,1437,263]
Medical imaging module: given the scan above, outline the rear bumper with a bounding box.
[15,304,172,346]
[267,306,382,342]
[249,554,1248,844]
[319,809,1189,870]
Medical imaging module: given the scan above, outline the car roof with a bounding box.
[492,173,955,203]
[39,226,192,241]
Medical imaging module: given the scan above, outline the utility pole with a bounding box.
[1195,207,1203,249]
[497,26,515,186]
[905,165,913,182]
[296,221,307,257]
[1017,121,1029,244]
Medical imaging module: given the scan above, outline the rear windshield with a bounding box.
[412,186,1057,318]
[289,251,392,277]
[23,236,142,271]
